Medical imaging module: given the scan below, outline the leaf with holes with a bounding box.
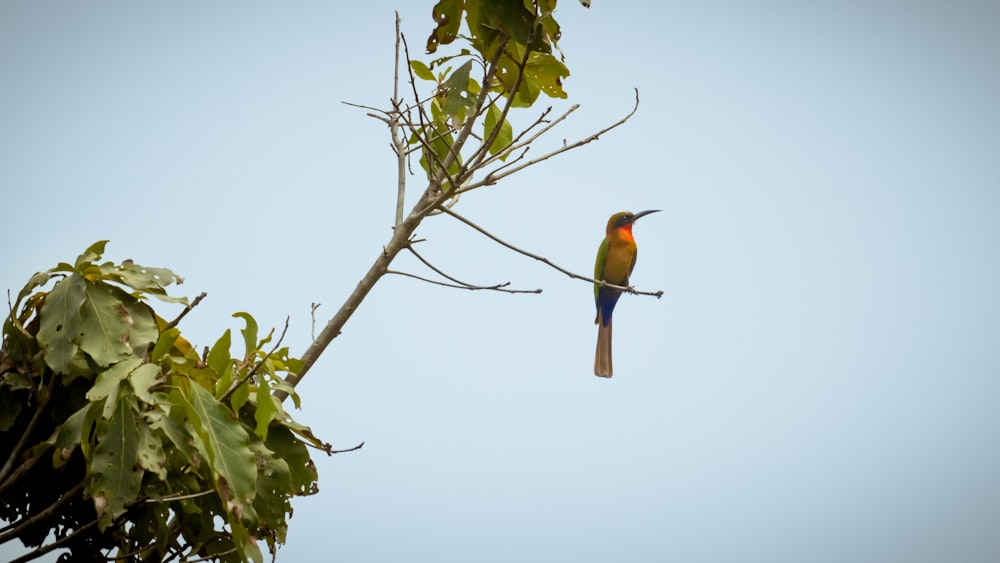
[88,386,142,531]
[78,282,139,367]
[183,381,257,521]
[37,272,86,374]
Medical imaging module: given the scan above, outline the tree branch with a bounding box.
[163,291,207,331]
[9,519,98,563]
[441,207,664,298]
[0,481,86,546]
[329,441,365,454]
[387,269,540,294]
[0,386,53,487]
[275,21,643,402]
[403,245,541,293]
[458,89,640,195]
[391,11,406,226]
[465,22,536,171]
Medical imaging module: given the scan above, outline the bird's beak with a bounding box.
[632,209,661,222]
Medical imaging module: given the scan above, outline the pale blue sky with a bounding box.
[2,1,999,561]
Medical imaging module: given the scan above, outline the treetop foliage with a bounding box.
[1,241,327,562]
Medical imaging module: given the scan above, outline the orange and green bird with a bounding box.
[594,209,660,377]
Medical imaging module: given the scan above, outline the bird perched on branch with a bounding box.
[594,210,660,377]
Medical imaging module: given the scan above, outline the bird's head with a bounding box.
[606,209,660,235]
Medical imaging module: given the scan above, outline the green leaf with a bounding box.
[265,425,318,496]
[209,329,235,399]
[2,371,33,391]
[52,403,94,468]
[250,438,291,549]
[230,371,250,413]
[78,281,137,367]
[183,381,257,522]
[150,327,180,362]
[136,417,168,481]
[80,397,103,460]
[74,240,109,270]
[229,519,264,563]
[233,312,258,361]
[89,386,142,531]
[483,104,514,159]
[149,390,202,467]
[441,60,475,119]
[426,0,464,54]
[37,272,86,374]
[0,387,23,431]
[524,51,570,99]
[88,357,143,402]
[114,262,188,304]
[13,270,55,311]
[130,363,162,405]
[474,0,540,53]
[253,377,276,440]
[410,60,435,81]
[123,299,159,360]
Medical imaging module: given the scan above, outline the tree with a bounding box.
[0,1,658,560]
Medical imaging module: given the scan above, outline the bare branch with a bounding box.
[459,89,640,195]
[388,268,541,294]
[391,12,406,226]
[163,291,207,331]
[310,302,321,342]
[479,104,573,170]
[405,244,540,293]
[441,207,664,299]
[401,31,434,144]
[330,441,365,454]
[340,100,390,116]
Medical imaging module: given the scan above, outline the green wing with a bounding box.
[594,237,609,305]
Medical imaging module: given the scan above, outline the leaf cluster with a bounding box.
[406,0,569,194]
[0,241,327,562]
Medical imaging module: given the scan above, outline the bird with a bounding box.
[594,210,660,377]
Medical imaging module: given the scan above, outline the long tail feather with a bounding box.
[594,315,613,377]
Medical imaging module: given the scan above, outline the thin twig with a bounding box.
[310,302,321,342]
[330,441,365,454]
[477,105,564,170]
[405,245,541,293]
[220,317,290,403]
[145,489,215,503]
[387,269,541,294]
[340,100,390,117]
[401,31,436,173]
[163,292,207,331]
[458,89,640,195]
[441,207,664,298]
